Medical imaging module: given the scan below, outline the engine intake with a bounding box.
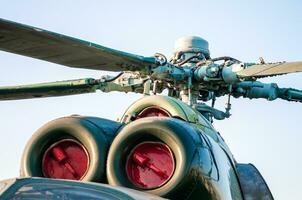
[20,116,122,182]
[106,117,218,199]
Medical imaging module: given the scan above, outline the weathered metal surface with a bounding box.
[237,61,302,78]
[232,81,302,102]
[0,78,98,100]
[174,36,210,59]
[0,18,157,72]
[0,74,148,100]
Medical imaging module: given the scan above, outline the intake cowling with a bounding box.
[106,117,220,199]
[20,116,122,182]
[107,95,243,199]
[120,95,212,128]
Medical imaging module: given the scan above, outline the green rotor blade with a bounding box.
[0,18,157,72]
[0,79,99,100]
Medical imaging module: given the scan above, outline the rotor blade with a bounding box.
[0,79,99,100]
[0,18,157,72]
[237,61,302,78]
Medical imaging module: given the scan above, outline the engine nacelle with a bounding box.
[106,117,219,199]
[20,96,244,199]
[20,116,122,182]
[107,95,243,199]
[120,95,212,128]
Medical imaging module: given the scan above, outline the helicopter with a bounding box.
[1,17,302,200]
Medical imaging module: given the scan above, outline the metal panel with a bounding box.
[236,163,274,200]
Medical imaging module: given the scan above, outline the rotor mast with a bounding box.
[171,36,210,106]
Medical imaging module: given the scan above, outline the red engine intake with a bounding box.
[42,139,89,180]
[126,142,175,189]
[20,116,122,182]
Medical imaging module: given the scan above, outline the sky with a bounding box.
[0,1,301,199]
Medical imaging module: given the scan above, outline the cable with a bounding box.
[104,72,124,82]
[154,53,167,65]
[210,56,240,62]
[178,53,205,66]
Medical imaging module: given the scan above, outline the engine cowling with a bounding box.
[106,117,220,199]
[120,95,212,127]
[107,95,244,199]
[20,116,122,182]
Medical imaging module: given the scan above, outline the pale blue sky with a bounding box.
[0,1,301,199]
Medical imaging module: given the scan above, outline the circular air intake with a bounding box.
[42,139,89,180]
[126,142,175,189]
[106,117,200,198]
[120,95,211,127]
[21,116,122,182]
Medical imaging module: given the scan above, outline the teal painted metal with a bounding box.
[0,78,98,100]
